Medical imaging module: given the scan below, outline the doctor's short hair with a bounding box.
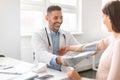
[102,0,120,33]
[47,5,62,14]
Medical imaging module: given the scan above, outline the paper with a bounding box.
[63,51,96,67]
[0,57,37,80]
[32,63,47,73]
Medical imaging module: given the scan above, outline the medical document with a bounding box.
[63,51,96,67]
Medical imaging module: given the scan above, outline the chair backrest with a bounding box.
[0,55,5,57]
[33,52,35,60]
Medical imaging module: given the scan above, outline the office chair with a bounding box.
[33,52,35,60]
[0,55,5,57]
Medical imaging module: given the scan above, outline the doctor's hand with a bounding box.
[57,46,70,56]
[56,56,68,66]
[67,70,81,80]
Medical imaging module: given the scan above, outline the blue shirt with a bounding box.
[48,30,61,70]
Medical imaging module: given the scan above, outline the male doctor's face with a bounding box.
[46,10,63,32]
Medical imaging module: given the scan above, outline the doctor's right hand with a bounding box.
[56,56,68,66]
[57,46,70,56]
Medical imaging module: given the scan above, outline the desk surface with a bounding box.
[37,69,68,80]
[0,57,37,80]
[0,57,69,80]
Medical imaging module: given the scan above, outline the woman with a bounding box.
[58,1,120,80]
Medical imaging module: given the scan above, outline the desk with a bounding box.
[37,69,69,80]
[0,57,69,80]
[0,57,37,80]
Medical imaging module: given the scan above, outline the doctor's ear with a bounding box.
[45,15,48,21]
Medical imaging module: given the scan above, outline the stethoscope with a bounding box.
[45,27,66,49]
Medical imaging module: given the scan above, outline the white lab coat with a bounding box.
[32,27,79,65]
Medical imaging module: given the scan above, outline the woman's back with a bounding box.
[96,37,120,80]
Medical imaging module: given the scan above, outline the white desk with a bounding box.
[0,57,37,80]
[0,57,69,80]
[37,68,69,80]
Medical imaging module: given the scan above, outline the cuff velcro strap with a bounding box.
[82,41,98,52]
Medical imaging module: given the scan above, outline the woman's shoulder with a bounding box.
[115,37,120,44]
[113,37,120,56]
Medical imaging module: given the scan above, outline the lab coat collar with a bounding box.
[45,26,65,35]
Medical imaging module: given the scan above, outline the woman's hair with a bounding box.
[102,0,120,33]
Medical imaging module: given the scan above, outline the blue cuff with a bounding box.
[51,55,58,65]
[49,55,61,70]
[82,41,98,52]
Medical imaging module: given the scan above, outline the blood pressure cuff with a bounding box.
[82,41,99,52]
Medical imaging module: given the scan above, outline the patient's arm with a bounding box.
[97,36,112,51]
[58,40,107,56]
[107,39,120,80]
[57,45,83,55]
[58,36,112,55]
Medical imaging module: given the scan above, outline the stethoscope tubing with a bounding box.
[45,27,66,48]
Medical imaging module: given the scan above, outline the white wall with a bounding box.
[0,0,20,59]
[21,36,33,62]
[75,0,110,43]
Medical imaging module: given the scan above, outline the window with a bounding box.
[20,0,81,36]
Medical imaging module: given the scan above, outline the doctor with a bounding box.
[32,5,80,70]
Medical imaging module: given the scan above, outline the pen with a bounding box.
[3,66,14,70]
[0,72,22,75]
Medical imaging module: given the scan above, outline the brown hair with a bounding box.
[47,5,61,14]
[102,0,120,33]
